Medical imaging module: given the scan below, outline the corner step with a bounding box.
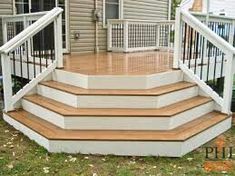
[40,81,196,96]
[38,81,198,108]
[4,110,231,157]
[23,95,212,117]
[22,95,214,130]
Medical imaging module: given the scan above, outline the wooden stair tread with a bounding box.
[23,95,212,117]
[6,110,229,141]
[40,81,196,96]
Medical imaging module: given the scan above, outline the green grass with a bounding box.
[1,117,235,176]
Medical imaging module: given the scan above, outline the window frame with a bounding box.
[103,0,123,28]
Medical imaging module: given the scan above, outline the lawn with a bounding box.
[1,116,235,176]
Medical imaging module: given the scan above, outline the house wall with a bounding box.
[123,0,169,20]
[0,0,13,46]
[0,0,170,54]
[69,0,106,54]
[69,0,170,54]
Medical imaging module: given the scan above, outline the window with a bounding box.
[15,0,29,14]
[13,0,69,52]
[104,0,123,26]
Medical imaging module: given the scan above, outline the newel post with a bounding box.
[124,20,129,53]
[54,13,63,68]
[222,53,234,114]
[173,7,182,69]
[1,53,14,112]
[1,19,13,112]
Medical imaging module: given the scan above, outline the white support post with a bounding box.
[222,53,234,114]
[54,14,63,68]
[173,8,182,69]
[124,21,129,53]
[1,54,14,112]
[107,21,112,51]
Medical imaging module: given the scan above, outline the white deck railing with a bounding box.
[0,7,63,112]
[174,5,235,114]
[107,19,175,52]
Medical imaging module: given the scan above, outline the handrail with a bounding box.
[174,5,235,114]
[0,7,63,112]
[0,7,63,54]
[181,10,235,55]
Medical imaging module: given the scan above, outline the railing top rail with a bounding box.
[191,12,235,21]
[1,11,48,22]
[0,7,63,54]
[1,11,48,19]
[181,9,235,55]
[180,0,194,7]
[108,19,175,24]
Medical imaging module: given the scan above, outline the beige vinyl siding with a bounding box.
[69,0,106,54]
[0,0,13,46]
[124,0,169,20]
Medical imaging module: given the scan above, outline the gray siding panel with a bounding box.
[124,0,169,20]
[69,0,106,54]
[0,0,13,46]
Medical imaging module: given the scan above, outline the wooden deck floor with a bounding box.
[63,51,173,75]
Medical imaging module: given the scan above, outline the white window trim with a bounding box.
[103,0,123,28]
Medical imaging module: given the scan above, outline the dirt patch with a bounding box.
[203,161,234,172]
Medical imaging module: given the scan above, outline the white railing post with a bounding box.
[54,13,63,68]
[229,20,235,46]
[2,18,7,44]
[156,24,160,49]
[124,20,129,52]
[222,53,234,114]
[23,16,33,60]
[173,8,182,69]
[107,21,112,51]
[1,53,14,112]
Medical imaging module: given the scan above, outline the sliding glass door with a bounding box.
[14,0,68,52]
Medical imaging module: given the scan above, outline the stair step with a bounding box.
[54,69,183,89]
[38,81,198,109]
[23,95,212,117]
[40,81,196,96]
[5,110,229,141]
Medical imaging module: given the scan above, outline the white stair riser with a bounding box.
[37,85,199,109]
[3,113,231,157]
[53,70,183,89]
[22,99,214,130]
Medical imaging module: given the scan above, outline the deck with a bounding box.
[63,51,173,75]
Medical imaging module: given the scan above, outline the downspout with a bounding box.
[95,0,99,53]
